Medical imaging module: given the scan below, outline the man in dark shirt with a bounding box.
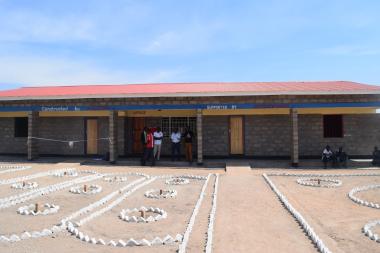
[183,127,194,164]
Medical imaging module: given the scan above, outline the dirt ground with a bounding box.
[0,160,379,253]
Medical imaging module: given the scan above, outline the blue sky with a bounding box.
[0,0,379,90]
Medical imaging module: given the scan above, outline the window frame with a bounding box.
[323,114,343,138]
[14,117,28,138]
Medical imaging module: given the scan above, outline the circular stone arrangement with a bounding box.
[296,178,342,188]
[17,203,60,216]
[348,184,380,209]
[363,220,380,242]
[52,170,78,177]
[144,189,177,199]
[103,175,128,182]
[119,206,167,223]
[165,177,189,185]
[69,184,102,195]
[11,181,38,190]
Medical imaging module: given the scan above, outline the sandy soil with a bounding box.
[0,161,379,253]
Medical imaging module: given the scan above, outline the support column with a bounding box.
[109,111,118,164]
[27,111,39,161]
[290,108,299,167]
[197,109,203,165]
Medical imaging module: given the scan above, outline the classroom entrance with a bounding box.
[230,116,244,155]
[86,119,98,155]
[132,117,145,154]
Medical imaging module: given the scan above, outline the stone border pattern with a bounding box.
[70,185,102,195]
[166,177,190,185]
[0,165,31,175]
[178,174,211,253]
[264,173,332,253]
[119,206,167,223]
[18,203,60,216]
[11,182,38,190]
[205,174,219,253]
[348,184,380,209]
[296,178,342,188]
[363,220,380,242]
[0,172,148,243]
[144,189,177,199]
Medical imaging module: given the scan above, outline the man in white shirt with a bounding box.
[322,145,334,169]
[171,128,181,161]
[153,127,163,161]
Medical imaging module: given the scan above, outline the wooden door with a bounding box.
[132,117,145,154]
[86,119,98,155]
[230,116,244,155]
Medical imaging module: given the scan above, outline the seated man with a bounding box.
[372,146,380,166]
[322,145,334,169]
[335,147,348,168]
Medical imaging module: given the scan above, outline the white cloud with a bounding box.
[0,54,184,86]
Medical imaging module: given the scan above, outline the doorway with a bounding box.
[230,116,244,155]
[86,119,98,155]
[132,117,145,154]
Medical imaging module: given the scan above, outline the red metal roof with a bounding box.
[0,81,379,100]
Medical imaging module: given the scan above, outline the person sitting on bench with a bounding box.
[372,146,380,166]
[322,145,334,169]
[335,147,348,168]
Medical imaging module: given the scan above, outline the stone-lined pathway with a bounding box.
[213,165,317,253]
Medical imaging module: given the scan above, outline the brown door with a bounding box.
[86,119,98,155]
[132,117,145,154]
[230,116,244,155]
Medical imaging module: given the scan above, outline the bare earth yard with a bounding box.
[0,161,379,253]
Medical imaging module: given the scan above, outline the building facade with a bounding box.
[0,81,379,166]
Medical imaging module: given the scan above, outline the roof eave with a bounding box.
[0,90,380,101]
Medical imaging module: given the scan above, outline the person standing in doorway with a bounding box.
[171,128,181,161]
[153,127,163,161]
[140,127,148,166]
[183,127,194,164]
[142,128,155,166]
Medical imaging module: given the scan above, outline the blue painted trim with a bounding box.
[0,102,379,112]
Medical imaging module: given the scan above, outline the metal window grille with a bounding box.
[161,117,196,137]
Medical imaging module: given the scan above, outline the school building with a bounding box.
[0,81,379,166]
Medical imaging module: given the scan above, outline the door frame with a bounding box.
[131,117,146,155]
[228,115,245,156]
[84,117,99,155]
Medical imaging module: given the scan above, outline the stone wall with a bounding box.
[202,116,229,156]
[38,117,85,155]
[299,114,380,156]
[245,115,291,156]
[0,118,27,154]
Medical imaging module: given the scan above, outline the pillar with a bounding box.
[27,111,39,161]
[109,111,118,163]
[290,108,299,167]
[197,109,203,165]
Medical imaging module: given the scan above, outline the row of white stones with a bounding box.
[17,203,59,216]
[11,181,38,190]
[296,178,342,188]
[0,173,102,209]
[156,174,207,180]
[144,189,177,199]
[0,174,148,243]
[205,174,220,253]
[70,185,102,195]
[0,165,31,174]
[178,174,211,253]
[52,169,78,177]
[166,178,190,185]
[119,206,167,223]
[263,173,332,253]
[73,177,156,227]
[0,168,76,186]
[66,177,185,247]
[349,184,380,209]
[269,172,380,177]
[103,176,128,182]
[68,220,182,247]
[363,220,380,242]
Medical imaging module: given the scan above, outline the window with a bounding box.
[14,117,28,137]
[323,115,343,138]
[161,117,196,137]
